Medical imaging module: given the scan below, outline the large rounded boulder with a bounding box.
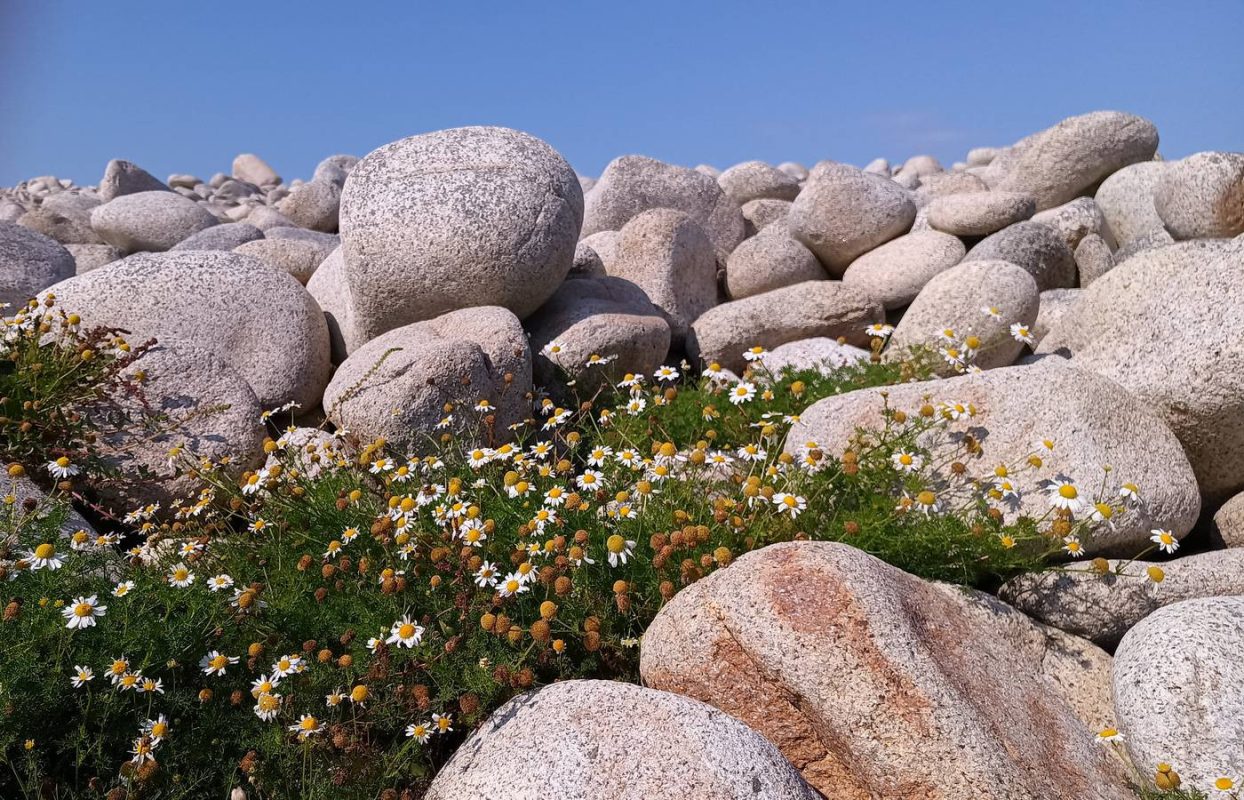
[786,362,1201,554]
[89,191,219,253]
[641,541,1131,800]
[323,306,533,451]
[43,250,331,409]
[1037,238,1244,497]
[993,111,1159,210]
[525,276,670,394]
[787,161,916,275]
[426,680,818,800]
[582,155,746,257]
[339,127,583,340]
[0,221,76,309]
[1153,151,1244,239]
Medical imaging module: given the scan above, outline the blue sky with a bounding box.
[1,1,1241,187]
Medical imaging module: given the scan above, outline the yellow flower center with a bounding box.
[398,623,416,639]
[55,457,70,468]
[174,568,189,581]
[916,491,936,506]
[1216,778,1235,791]
[73,602,93,617]
[1095,503,1113,519]
[606,534,626,554]
[1058,485,1078,500]
[351,686,368,703]
[33,543,55,559]
[210,655,228,670]
[504,580,520,593]
[783,496,797,507]
[151,722,168,738]
[300,716,318,731]
[899,454,913,466]
[258,694,279,711]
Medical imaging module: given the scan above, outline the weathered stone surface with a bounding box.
[887,259,1039,372]
[95,343,265,507]
[994,111,1160,210]
[1154,151,1244,239]
[340,127,583,339]
[1037,238,1244,497]
[323,306,532,451]
[1002,549,1244,649]
[787,162,915,275]
[426,680,819,800]
[641,542,1131,800]
[787,362,1201,554]
[1031,196,1109,250]
[98,159,171,202]
[1211,491,1244,548]
[234,230,335,285]
[231,153,281,186]
[571,230,619,278]
[583,155,746,256]
[171,222,264,251]
[740,198,791,235]
[926,191,1036,236]
[963,220,1076,290]
[65,243,123,273]
[688,281,882,373]
[241,205,294,231]
[1094,161,1168,247]
[756,337,869,377]
[717,160,801,206]
[276,179,341,232]
[607,209,717,344]
[1114,597,1244,791]
[1074,233,1115,287]
[89,191,219,253]
[1032,288,1080,345]
[0,221,76,309]
[841,229,965,310]
[44,250,331,408]
[525,275,670,394]
[725,222,825,300]
[777,161,808,180]
[17,207,104,245]
[305,246,362,363]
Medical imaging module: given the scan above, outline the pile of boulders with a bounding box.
[3,109,1243,797]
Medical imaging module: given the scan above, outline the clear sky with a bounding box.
[1,1,1241,188]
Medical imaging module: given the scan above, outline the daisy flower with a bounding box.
[167,563,195,588]
[46,456,80,479]
[1062,536,1086,558]
[207,574,234,592]
[981,306,1003,319]
[474,399,495,414]
[1045,479,1084,515]
[25,543,63,571]
[105,657,130,684]
[498,572,528,598]
[1213,776,1240,793]
[200,650,240,677]
[129,737,157,764]
[254,692,281,722]
[62,595,106,630]
[911,490,940,516]
[585,353,616,367]
[941,401,974,421]
[1010,323,1035,345]
[624,397,647,416]
[433,712,454,734]
[605,534,636,568]
[772,493,807,518]
[251,674,280,697]
[576,470,604,491]
[271,654,304,678]
[142,714,171,743]
[737,443,767,462]
[138,677,164,694]
[586,446,613,466]
[742,346,766,362]
[865,323,894,339]
[70,665,94,688]
[1094,727,1124,744]
[325,690,345,707]
[474,561,499,587]
[891,451,922,473]
[406,721,432,743]
[386,616,424,648]
[289,714,324,739]
[1118,482,1142,505]
[728,381,757,405]
[1150,529,1179,554]
[654,365,680,382]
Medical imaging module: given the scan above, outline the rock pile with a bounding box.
[4,108,1243,796]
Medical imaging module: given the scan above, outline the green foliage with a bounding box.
[0,335,1145,798]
